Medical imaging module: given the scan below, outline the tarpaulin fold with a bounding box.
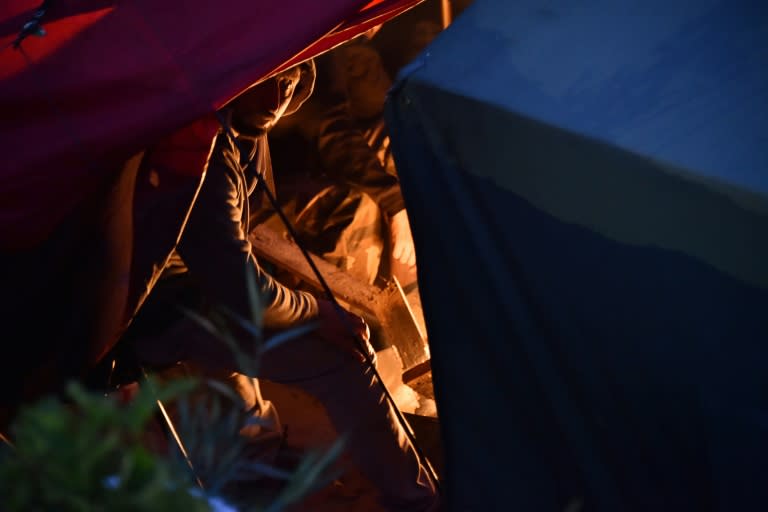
[0,0,422,248]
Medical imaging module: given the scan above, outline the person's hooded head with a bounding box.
[228,59,316,135]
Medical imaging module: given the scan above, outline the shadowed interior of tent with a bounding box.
[247,1,470,491]
[228,4,481,505]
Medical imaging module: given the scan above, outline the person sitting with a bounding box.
[268,37,417,288]
[118,60,440,512]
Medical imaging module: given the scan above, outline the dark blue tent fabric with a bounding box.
[385,1,768,510]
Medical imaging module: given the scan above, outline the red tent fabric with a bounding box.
[0,0,422,249]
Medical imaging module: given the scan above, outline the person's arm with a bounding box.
[318,104,417,267]
[316,103,405,217]
[176,133,318,329]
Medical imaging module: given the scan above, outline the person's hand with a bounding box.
[315,299,372,363]
[390,209,416,267]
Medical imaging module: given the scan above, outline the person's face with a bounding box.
[231,66,302,133]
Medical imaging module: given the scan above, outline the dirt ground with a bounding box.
[223,380,388,512]
[220,370,442,511]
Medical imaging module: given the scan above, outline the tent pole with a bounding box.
[441,0,452,29]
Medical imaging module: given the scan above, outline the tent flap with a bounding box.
[385,0,768,510]
[0,0,423,248]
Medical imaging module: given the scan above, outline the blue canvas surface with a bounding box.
[402,0,768,197]
[385,2,768,510]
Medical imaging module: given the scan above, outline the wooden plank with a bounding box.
[249,224,380,315]
[249,224,430,371]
